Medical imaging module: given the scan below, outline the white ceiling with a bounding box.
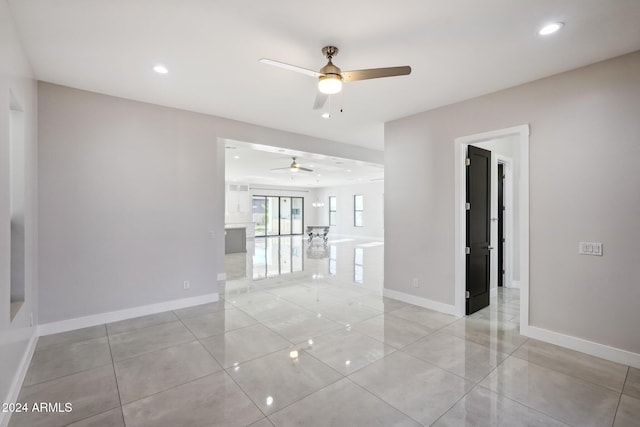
[223,140,383,188]
[8,1,640,150]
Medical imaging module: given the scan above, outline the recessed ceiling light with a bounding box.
[153,64,168,74]
[234,155,240,159]
[538,22,564,36]
[321,112,331,119]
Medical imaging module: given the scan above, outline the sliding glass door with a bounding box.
[280,197,291,235]
[252,195,304,237]
[291,198,303,234]
[266,196,279,236]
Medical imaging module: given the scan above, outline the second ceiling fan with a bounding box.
[271,157,313,173]
[260,46,411,110]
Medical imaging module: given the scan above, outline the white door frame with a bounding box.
[454,125,529,330]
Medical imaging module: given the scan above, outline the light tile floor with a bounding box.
[9,236,640,426]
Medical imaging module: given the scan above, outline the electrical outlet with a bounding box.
[412,278,419,288]
[183,281,190,290]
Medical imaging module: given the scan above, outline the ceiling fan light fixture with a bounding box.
[318,74,342,94]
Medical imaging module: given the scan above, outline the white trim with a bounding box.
[490,287,498,297]
[38,293,219,336]
[509,280,521,289]
[383,288,459,316]
[523,325,640,369]
[217,273,227,281]
[0,335,37,427]
[454,125,530,320]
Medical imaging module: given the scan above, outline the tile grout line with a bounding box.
[178,311,269,422]
[429,298,529,426]
[21,327,114,389]
[200,290,359,421]
[611,366,630,427]
[469,383,575,427]
[508,349,628,394]
[106,324,126,427]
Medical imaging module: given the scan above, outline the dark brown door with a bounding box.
[497,163,504,287]
[466,145,491,315]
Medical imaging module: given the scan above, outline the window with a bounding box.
[329,196,337,226]
[252,195,304,237]
[354,195,364,227]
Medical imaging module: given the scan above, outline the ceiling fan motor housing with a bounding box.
[320,46,342,81]
[322,46,339,59]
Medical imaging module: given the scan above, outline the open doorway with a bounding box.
[221,138,385,284]
[454,125,530,329]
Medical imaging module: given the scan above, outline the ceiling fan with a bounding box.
[271,157,313,173]
[260,46,411,109]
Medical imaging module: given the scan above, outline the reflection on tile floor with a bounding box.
[10,236,639,426]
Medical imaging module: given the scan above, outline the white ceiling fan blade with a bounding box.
[259,58,321,78]
[312,92,328,110]
[342,66,411,82]
[297,166,314,172]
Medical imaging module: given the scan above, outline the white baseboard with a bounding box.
[217,273,226,281]
[383,288,459,316]
[522,325,640,369]
[1,334,37,427]
[490,287,498,297]
[38,293,219,337]
[508,280,521,289]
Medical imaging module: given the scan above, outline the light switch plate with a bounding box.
[579,242,603,256]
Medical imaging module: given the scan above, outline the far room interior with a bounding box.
[222,139,385,293]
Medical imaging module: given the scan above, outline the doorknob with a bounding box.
[491,217,499,222]
[487,246,494,250]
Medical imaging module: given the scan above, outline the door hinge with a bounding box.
[465,247,470,255]
[465,291,470,299]
[465,202,470,210]
[465,158,471,166]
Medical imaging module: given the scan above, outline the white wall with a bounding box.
[0,1,38,424]
[385,51,640,355]
[315,181,384,239]
[37,82,380,324]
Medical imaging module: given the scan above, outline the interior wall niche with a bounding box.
[9,90,26,321]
